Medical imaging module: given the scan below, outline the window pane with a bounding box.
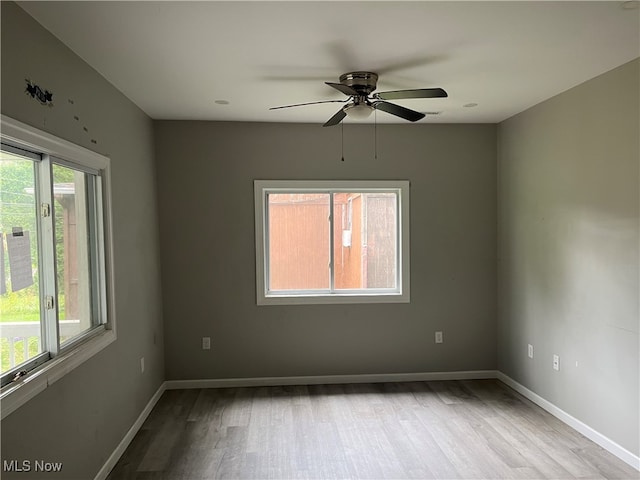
[268,193,329,290]
[0,151,43,374]
[333,192,397,290]
[52,164,95,345]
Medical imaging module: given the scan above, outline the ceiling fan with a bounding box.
[270,71,447,127]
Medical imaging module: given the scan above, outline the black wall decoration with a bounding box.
[25,79,54,106]
[68,98,98,145]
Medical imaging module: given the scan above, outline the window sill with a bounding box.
[258,291,410,306]
[0,329,116,419]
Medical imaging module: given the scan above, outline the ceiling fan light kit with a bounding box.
[344,103,374,119]
[270,71,447,127]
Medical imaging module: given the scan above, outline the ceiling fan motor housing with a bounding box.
[339,71,379,95]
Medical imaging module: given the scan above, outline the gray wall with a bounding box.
[1,3,165,479]
[497,59,639,455]
[155,121,497,381]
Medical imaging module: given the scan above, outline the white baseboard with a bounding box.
[496,372,640,471]
[94,382,166,480]
[164,370,498,390]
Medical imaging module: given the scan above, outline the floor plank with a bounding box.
[107,379,639,480]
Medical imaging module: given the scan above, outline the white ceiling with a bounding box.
[19,1,640,125]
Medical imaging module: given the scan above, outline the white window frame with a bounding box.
[0,115,116,419]
[254,180,410,305]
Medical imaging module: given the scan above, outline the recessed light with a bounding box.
[214,100,230,105]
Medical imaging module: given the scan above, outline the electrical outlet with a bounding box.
[140,357,145,373]
[553,354,560,371]
[528,344,534,358]
[202,337,211,350]
[435,331,443,344]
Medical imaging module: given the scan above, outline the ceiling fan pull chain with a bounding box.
[374,109,378,160]
[341,121,345,162]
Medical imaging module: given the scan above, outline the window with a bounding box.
[254,180,410,305]
[0,115,114,417]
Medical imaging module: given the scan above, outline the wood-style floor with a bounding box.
[107,379,638,480]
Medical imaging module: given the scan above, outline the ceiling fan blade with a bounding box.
[374,101,425,122]
[325,82,359,96]
[270,99,346,110]
[375,88,448,100]
[323,108,347,127]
